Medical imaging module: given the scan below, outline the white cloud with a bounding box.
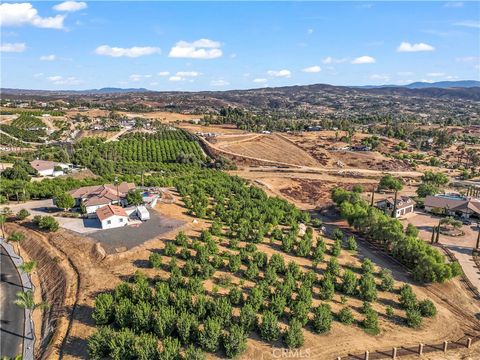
[129,74,152,82]
[444,2,463,8]
[157,71,170,76]
[0,3,65,29]
[455,56,479,62]
[253,78,268,84]
[168,71,201,82]
[47,75,82,85]
[95,45,160,58]
[169,38,222,59]
[53,1,87,12]
[33,72,43,78]
[307,28,314,34]
[454,20,480,28]
[370,74,390,82]
[397,42,435,52]
[351,56,376,64]
[40,54,56,61]
[267,69,291,78]
[0,42,26,52]
[427,72,446,77]
[322,56,348,64]
[211,79,230,86]
[302,65,321,73]
[397,71,414,76]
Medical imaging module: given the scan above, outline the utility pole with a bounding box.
[114,176,119,205]
[370,185,375,207]
[476,222,480,250]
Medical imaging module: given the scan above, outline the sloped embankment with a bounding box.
[6,223,78,360]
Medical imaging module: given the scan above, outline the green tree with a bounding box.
[338,306,354,325]
[184,346,206,360]
[379,175,403,217]
[379,269,394,292]
[176,312,198,344]
[126,189,143,206]
[399,284,417,310]
[312,304,332,334]
[239,304,257,331]
[198,317,222,352]
[222,324,247,358]
[14,290,49,310]
[358,274,377,302]
[19,260,37,275]
[346,236,357,251]
[283,319,304,349]
[363,309,379,334]
[149,252,162,268]
[341,269,358,296]
[38,216,59,232]
[258,311,280,342]
[54,192,75,210]
[405,308,422,328]
[418,299,437,317]
[92,293,114,325]
[16,209,30,220]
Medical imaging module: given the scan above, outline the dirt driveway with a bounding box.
[403,211,480,291]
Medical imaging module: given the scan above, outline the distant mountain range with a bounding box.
[2,80,479,95]
[359,80,480,89]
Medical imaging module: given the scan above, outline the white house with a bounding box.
[69,182,135,215]
[96,205,129,229]
[376,196,415,218]
[30,159,69,177]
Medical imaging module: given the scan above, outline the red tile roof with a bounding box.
[96,205,128,221]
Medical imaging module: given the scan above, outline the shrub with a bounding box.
[16,209,30,220]
[385,305,394,317]
[198,317,222,352]
[332,228,344,241]
[346,236,357,251]
[405,308,423,328]
[379,269,394,291]
[312,304,332,333]
[361,258,374,274]
[358,273,377,302]
[164,242,177,257]
[222,324,247,358]
[149,252,162,268]
[176,312,198,344]
[399,284,417,310]
[92,293,114,325]
[258,311,280,342]
[338,306,354,325]
[363,309,379,334]
[38,216,59,232]
[418,299,437,317]
[283,319,304,348]
[54,192,75,210]
[320,275,335,301]
[331,239,342,256]
[239,304,256,331]
[228,286,243,305]
[184,346,206,360]
[341,269,358,295]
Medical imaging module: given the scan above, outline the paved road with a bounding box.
[0,244,24,358]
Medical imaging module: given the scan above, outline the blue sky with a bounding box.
[1,1,479,91]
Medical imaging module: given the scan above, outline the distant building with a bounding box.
[30,160,69,177]
[96,205,129,229]
[424,194,480,219]
[376,196,415,218]
[70,182,136,215]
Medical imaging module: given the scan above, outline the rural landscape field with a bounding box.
[1,1,480,360]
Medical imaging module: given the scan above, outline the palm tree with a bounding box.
[8,231,26,257]
[19,260,37,275]
[0,214,6,238]
[13,290,49,311]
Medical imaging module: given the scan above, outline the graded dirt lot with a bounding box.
[211,133,320,167]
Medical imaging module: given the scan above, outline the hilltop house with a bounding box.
[96,205,129,229]
[424,194,480,219]
[30,159,69,177]
[376,196,415,218]
[70,182,136,215]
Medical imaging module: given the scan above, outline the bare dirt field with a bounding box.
[212,133,320,167]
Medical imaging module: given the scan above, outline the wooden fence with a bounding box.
[338,333,480,360]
